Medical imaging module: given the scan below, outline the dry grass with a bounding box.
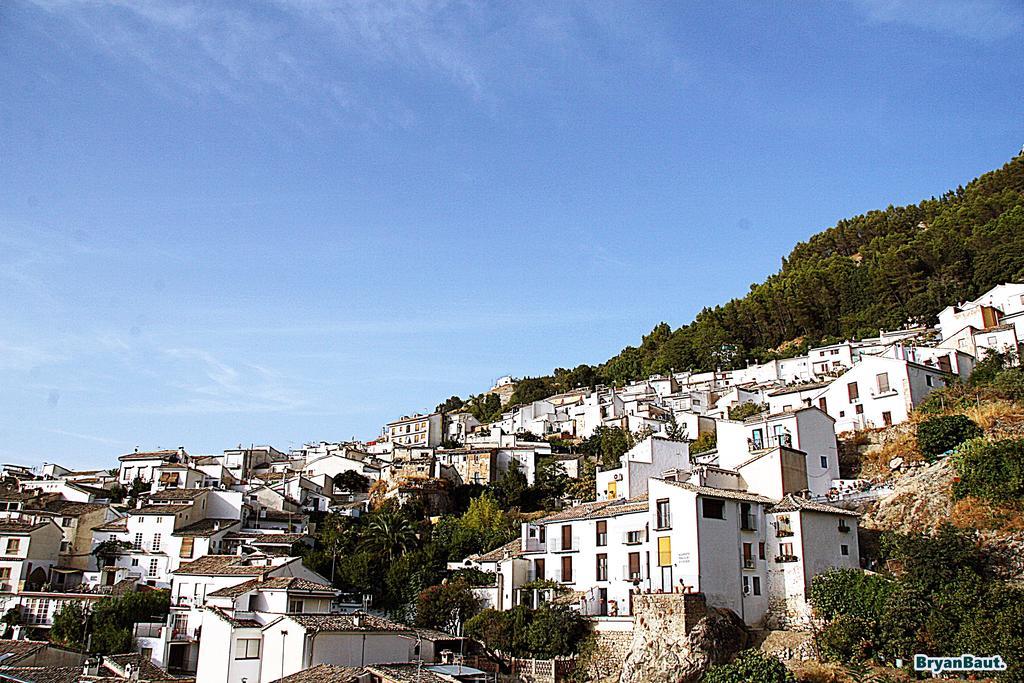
[791,660,917,682]
[962,399,1024,433]
[949,496,1024,532]
[859,431,922,478]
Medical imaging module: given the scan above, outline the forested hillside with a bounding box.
[484,153,1024,411]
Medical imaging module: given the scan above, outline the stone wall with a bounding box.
[618,593,748,683]
[586,630,634,682]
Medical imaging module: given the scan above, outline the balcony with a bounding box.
[524,537,545,553]
[774,554,799,564]
[134,622,165,639]
[775,528,794,538]
[742,558,756,569]
[621,565,646,582]
[740,516,757,532]
[654,514,672,531]
[549,537,580,553]
[623,531,645,546]
[838,522,851,533]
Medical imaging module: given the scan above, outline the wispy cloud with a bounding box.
[850,0,1024,41]
[145,346,312,414]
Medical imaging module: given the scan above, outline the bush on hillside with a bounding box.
[951,437,1024,502]
[703,649,795,683]
[916,414,982,459]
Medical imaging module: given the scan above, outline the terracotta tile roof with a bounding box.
[119,450,181,462]
[0,666,82,683]
[207,576,333,598]
[92,518,128,533]
[366,664,459,683]
[537,495,649,524]
[471,538,523,563]
[275,613,410,633]
[172,555,284,577]
[146,489,207,502]
[272,664,364,683]
[768,494,861,517]
[39,501,109,517]
[656,479,777,503]
[206,607,262,629]
[224,532,307,545]
[171,519,239,537]
[0,521,50,534]
[0,639,48,663]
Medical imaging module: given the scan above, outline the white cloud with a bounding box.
[851,0,1023,41]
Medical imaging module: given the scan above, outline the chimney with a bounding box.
[353,613,363,628]
[83,656,101,677]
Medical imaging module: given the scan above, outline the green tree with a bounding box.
[360,511,419,562]
[916,414,982,460]
[414,579,482,634]
[703,649,796,683]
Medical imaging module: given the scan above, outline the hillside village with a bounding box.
[0,282,1021,683]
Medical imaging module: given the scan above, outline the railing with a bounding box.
[742,558,755,569]
[774,555,799,564]
[623,531,644,545]
[134,623,164,639]
[524,537,545,553]
[776,528,794,538]
[740,516,757,531]
[549,537,580,553]
[838,522,851,533]
[654,513,672,530]
[621,565,645,581]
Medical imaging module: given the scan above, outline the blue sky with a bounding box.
[1,1,1022,468]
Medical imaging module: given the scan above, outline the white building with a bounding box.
[385,413,444,447]
[596,436,691,501]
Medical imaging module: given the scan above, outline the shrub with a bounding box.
[809,568,894,621]
[703,649,796,683]
[815,615,878,663]
[916,414,982,459]
[690,432,717,455]
[951,437,1024,502]
[728,402,767,420]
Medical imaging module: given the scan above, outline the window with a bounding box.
[596,553,608,581]
[180,537,194,559]
[702,499,725,520]
[876,373,890,393]
[882,411,893,427]
[155,517,163,524]
[926,375,935,387]
[133,533,143,550]
[742,542,753,568]
[758,542,766,560]
[151,534,162,552]
[235,639,261,659]
[60,541,70,553]
[5,539,20,554]
[560,556,573,583]
[847,382,859,401]
[561,525,572,551]
[752,577,761,596]
[60,517,72,528]
[289,599,303,613]
[818,397,828,412]
[657,537,672,567]
[841,545,849,556]
[595,520,607,547]
[534,558,545,581]
[779,542,794,558]
[656,499,671,529]
[740,503,755,530]
[751,428,764,450]
[820,456,828,469]
[0,567,10,580]
[131,558,139,567]
[855,404,864,415]
[148,558,159,577]
[628,552,641,581]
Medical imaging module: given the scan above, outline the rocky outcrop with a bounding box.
[619,594,748,683]
[860,458,956,533]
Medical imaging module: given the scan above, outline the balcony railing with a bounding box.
[654,513,672,530]
[740,516,757,531]
[774,554,799,564]
[742,558,755,569]
[621,565,646,582]
[775,528,794,538]
[550,537,580,553]
[623,531,644,545]
[524,538,545,553]
[134,623,164,639]
[838,522,851,533]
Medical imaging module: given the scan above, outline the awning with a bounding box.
[50,566,84,574]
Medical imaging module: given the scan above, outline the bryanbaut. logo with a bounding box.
[914,654,1007,673]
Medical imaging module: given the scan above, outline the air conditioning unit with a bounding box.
[613,473,623,481]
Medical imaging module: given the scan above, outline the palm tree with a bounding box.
[360,511,417,562]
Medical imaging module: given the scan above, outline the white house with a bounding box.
[596,436,691,501]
